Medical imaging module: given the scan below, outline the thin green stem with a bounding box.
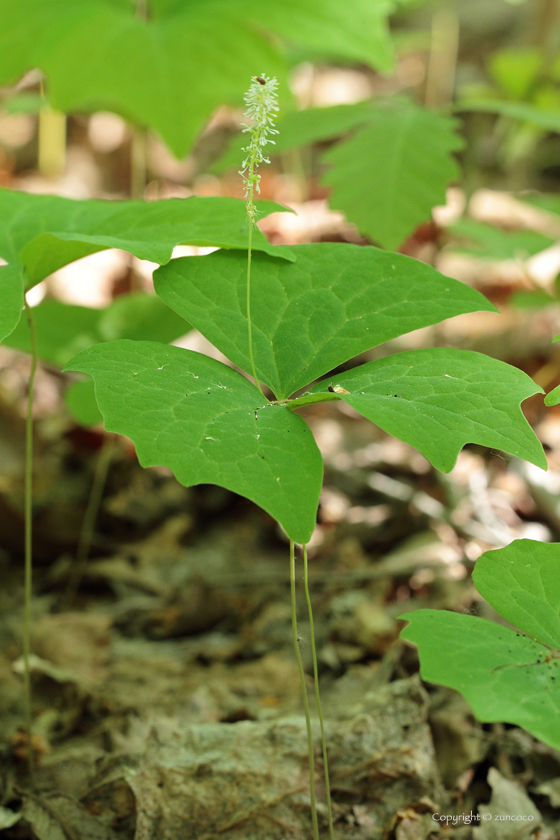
[63,433,116,606]
[290,540,319,840]
[287,392,341,411]
[304,545,334,840]
[246,177,264,398]
[23,296,37,779]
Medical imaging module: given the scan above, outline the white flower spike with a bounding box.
[239,74,279,221]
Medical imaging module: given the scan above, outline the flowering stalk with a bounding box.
[239,74,279,397]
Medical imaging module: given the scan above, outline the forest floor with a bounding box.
[2,364,560,839]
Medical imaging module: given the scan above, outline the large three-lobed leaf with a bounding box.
[400,540,560,751]
[308,348,546,472]
[0,0,396,157]
[0,188,288,342]
[69,241,546,540]
[154,243,497,400]
[64,341,323,543]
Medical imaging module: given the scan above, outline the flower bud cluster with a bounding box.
[239,74,279,221]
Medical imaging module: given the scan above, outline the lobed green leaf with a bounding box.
[64,341,323,542]
[308,348,546,472]
[0,189,288,342]
[322,103,463,250]
[0,0,396,157]
[401,540,560,751]
[154,243,496,400]
[400,609,560,751]
[5,294,192,428]
[473,540,560,650]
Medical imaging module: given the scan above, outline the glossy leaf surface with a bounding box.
[322,103,463,250]
[400,540,560,750]
[64,341,323,542]
[308,348,546,472]
[0,0,395,157]
[154,243,496,400]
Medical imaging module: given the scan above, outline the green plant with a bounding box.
[0,188,289,346]
[217,98,464,250]
[61,246,545,540]
[400,539,560,750]
[2,2,556,817]
[0,0,399,158]
[52,69,551,833]
[399,312,560,755]
[0,187,285,774]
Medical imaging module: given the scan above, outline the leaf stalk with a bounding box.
[304,544,335,839]
[290,539,320,840]
[23,295,37,778]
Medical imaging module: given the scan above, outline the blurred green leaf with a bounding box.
[448,219,554,260]
[0,0,396,157]
[262,104,374,153]
[5,300,102,366]
[457,99,560,133]
[322,103,463,250]
[3,93,44,114]
[488,48,542,101]
[4,294,190,366]
[510,289,556,309]
[216,101,462,251]
[98,293,190,344]
[64,378,103,427]
[520,193,560,217]
[214,103,373,173]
